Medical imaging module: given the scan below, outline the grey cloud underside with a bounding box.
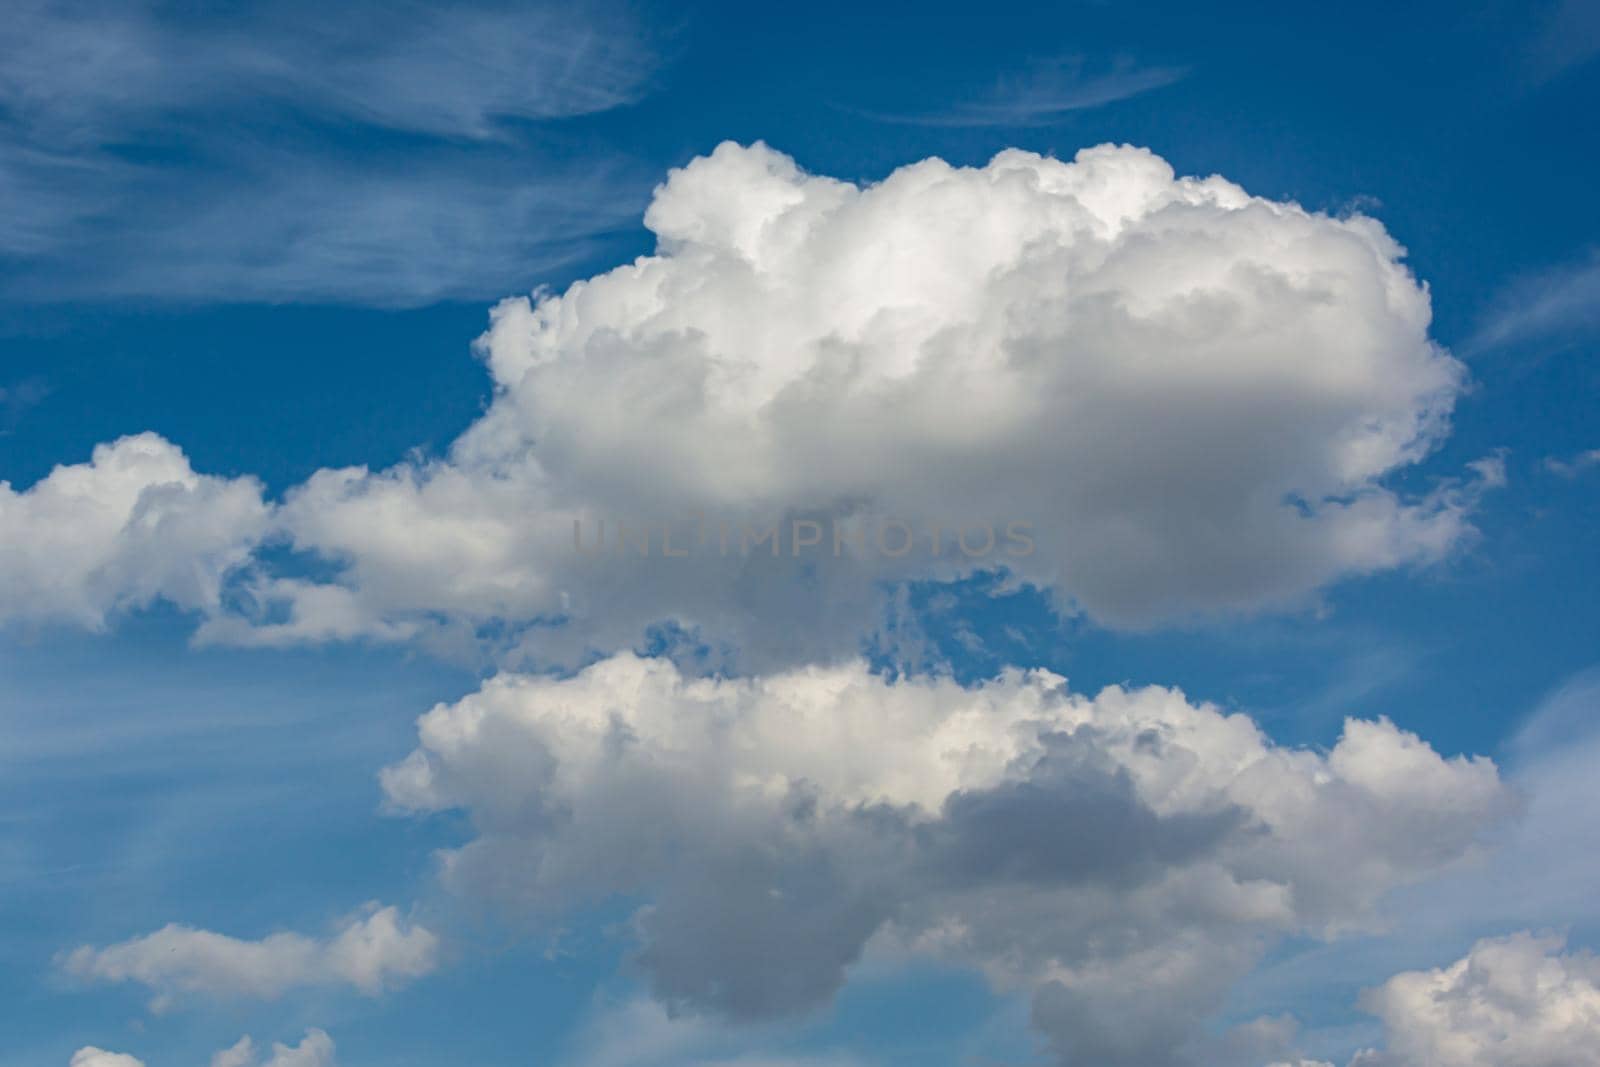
[380,654,1514,1064]
[920,732,1250,889]
[2,135,1529,1065]
[1,10,1578,1065]
[639,751,1245,1021]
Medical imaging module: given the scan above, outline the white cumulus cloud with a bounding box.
[1353,933,1600,1067]
[0,433,267,629]
[381,652,1513,1064]
[6,142,1501,668]
[192,140,1495,665]
[60,904,436,1008]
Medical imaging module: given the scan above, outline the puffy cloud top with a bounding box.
[1356,933,1600,1067]
[3,144,1495,665]
[382,653,1512,1063]
[67,1031,334,1067]
[0,433,266,629]
[241,141,1489,660]
[70,1052,145,1067]
[477,142,1469,597]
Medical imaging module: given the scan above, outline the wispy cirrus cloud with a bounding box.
[3,146,651,306]
[0,0,668,305]
[1467,250,1600,354]
[0,0,662,141]
[853,56,1186,127]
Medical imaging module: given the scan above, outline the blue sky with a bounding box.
[2,3,1599,1066]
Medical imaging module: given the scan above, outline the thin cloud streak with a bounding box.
[2,150,654,306]
[1543,448,1600,479]
[1467,250,1600,354]
[0,0,664,140]
[0,0,667,305]
[854,57,1187,127]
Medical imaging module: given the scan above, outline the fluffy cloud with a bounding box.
[1354,933,1600,1067]
[60,904,436,1008]
[382,653,1512,1064]
[217,1031,335,1067]
[211,1039,258,1067]
[8,143,1497,664]
[70,1052,145,1067]
[195,140,1491,664]
[67,1031,334,1067]
[0,433,267,629]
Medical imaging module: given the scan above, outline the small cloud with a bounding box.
[1543,448,1600,478]
[1356,933,1600,1067]
[211,1037,258,1067]
[222,1031,335,1067]
[59,903,436,1009]
[1468,451,1510,489]
[70,1051,145,1067]
[68,1031,336,1067]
